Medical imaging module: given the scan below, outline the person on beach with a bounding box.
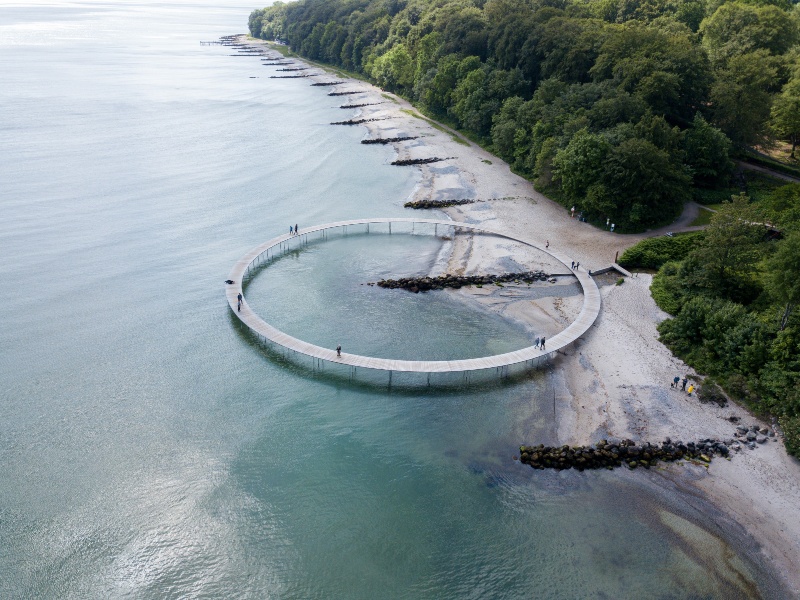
[681,377,688,391]
[686,384,694,396]
[289,225,293,235]
[237,299,241,312]
[571,206,575,218]
[535,336,540,349]
[673,376,680,388]
[336,344,342,357]
[295,224,298,236]
[571,261,575,269]
[610,223,615,232]
[546,240,550,249]
[541,336,546,350]
[576,262,580,270]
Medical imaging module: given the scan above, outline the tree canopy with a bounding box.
[249,0,800,231]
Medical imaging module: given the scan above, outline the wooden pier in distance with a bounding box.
[226,218,601,374]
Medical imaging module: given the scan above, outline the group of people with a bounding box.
[535,336,546,350]
[671,375,694,395]
[289,224,299,235]
[570,261,580,270]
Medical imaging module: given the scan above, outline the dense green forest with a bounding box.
[249,0,800,455]
[249,0,800,231]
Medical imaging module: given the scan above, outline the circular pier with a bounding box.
[226,218,600,373]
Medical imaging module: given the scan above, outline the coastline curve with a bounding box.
[226,218,600,373]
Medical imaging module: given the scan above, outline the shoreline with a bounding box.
[244,37,800,597]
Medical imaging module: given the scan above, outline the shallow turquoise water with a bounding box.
[0,2,785,598]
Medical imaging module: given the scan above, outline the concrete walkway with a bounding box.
[226,218,601,373]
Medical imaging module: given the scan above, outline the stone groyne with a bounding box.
[518,437,737,471]
[372,270,552,292]
[362,136,418,144]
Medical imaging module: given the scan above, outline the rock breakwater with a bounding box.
[372,271,551,292]
[519,438,741,471]
[391,157,453,166]
[518,437,736,471]
[343,103,384,109]
[362,136,417,144]
[404,198,476,208]
[331,117,388,126]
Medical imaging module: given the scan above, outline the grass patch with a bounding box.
[742,151,800,179]
[694,171,786,206]
[381,93,399,104]
[482,159,492,164]
[690,207,715,227]
[400,109,470,145]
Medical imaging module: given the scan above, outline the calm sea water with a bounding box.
[0,2,785,598]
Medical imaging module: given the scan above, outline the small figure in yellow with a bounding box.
[686,384,695,396]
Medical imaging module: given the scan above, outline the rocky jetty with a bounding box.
[330,117,388,125]
[362,136,418,144]
[270,75,311,79]
[404,198,476,208]
[328,91,360,96]
[518,437,735,471]
[343,103,384,109]
[312,81,345,86]
[391,157,453,166]
[276,67,308,71]
[373,270,550,292]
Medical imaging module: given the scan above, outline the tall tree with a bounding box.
[771,80,800,157]
[688,194,764,301]
[709,50,778,147]
[764,231,800,331]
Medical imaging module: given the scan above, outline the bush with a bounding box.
[619,233,704,270]
[650,261,685,315]
[779,414,800,457]
[697,379,727,407]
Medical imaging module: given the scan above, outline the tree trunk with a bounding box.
[780,301,794,331]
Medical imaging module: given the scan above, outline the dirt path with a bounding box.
[737,160,800,184]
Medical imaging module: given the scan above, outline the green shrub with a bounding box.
[616,277,624,286]
[779,414,800,457]
[650,261,685,315]
[697,379,727,407]
[619,233,704,270]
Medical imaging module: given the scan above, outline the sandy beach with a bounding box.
[251,39,800,596]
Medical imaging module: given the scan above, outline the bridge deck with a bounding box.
[226,218,600,373]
